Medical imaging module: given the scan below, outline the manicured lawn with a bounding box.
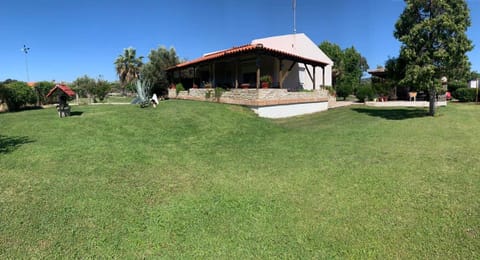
[1,101,479,258]
[76,95,134,105]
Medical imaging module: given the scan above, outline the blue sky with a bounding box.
[1,0,479,83]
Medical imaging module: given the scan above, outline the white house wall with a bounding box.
[252,33,333,88]
[470,79,479,89]
[251,102,329,118]
[298,64,332,90]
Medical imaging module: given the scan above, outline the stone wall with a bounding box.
[169,87,330,107]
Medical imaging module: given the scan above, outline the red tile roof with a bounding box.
[46,84,76,98]
[167,43,328,71]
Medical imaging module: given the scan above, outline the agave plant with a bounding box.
[135,79,151,104]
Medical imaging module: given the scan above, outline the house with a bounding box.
[168,33,333,90]
[166,33,335,118]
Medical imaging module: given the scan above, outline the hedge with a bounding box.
[453,88,478,102]
[0,81,36,111]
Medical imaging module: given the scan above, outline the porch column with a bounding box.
[304,63,314,89]
[193,67,196,88]
[322,66,325,87]
[208,64,212,85]
[235,60,239,88]
[313,65,316,90]
[279,59,284,89]
[256,56,261,89]
[212,63,216,87]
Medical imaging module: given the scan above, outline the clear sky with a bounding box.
[1,0,479,83]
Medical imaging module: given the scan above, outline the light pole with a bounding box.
[21,44,30,82]
[476,78,479,104]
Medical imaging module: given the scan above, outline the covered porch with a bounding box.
[167,44,329,91]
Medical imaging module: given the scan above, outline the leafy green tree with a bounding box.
[72,75,96,99]
[93,79,112,102]
[471,71,480,80]
[72,75,112,102]
[114,47,144,94]
[319,41,344,85]
[141,46,180,95]
[384,56,407,85]
[319,41,368,96]
[394,0,473,116]
[35,81,56,105]
[341,46,369,86]
[1,81,36,111]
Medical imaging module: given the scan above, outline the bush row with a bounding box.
[453,88,479,102]
[0,81,36,111]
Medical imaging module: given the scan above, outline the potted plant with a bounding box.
[260,75,272,89]
[203,81,212,88]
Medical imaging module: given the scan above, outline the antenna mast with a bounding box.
[293,0,297,34]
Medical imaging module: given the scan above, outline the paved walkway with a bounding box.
[365,100,447,107]
[328,100,448,109]
[329,101,357,109]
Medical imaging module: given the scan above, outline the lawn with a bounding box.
[1,101,479,258]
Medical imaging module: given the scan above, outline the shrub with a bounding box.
[356,85,375,102]
[448,81,468,93]
[214,87,224,102]
[372,81,392,97]
[93,80,112,102]
[205,89,213,99]
[2,81,36,111]
[453,88,477,102]
[176,83,184,95]
[335,83,353,100]
[324,86,336,96]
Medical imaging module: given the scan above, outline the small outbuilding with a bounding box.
[46,84,76,117]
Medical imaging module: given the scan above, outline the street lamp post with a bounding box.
[21,44,30,82]
[476,78,479,104]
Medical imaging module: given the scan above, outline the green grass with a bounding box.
[75,95,134,105]
[1,101,479,258]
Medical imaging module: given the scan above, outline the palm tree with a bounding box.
[114,47,143,95]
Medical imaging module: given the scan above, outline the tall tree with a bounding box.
[319,41,344,86]
[394,0,473,116]
[342,46,369,85]
[114,47,144,94]
[141,46,180,95]
[319,42,368,88]
[35,81,56,105]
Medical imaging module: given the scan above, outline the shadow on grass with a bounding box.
[70,111,83,116]
[352,107,429,120]
[0,135,35,154]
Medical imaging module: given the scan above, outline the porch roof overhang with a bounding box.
[367,68,387,78]
[166,44,329,72]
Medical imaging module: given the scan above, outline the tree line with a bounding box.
[114,46,180,97]
[1,0,475,116]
